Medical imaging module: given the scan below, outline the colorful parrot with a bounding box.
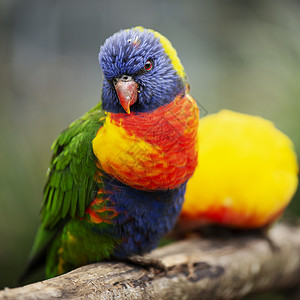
[180,110,299,229]
[25,27,199,279]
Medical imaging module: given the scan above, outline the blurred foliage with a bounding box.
[0,1,299,298]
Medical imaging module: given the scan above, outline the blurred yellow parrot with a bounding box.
[181,110,298,229]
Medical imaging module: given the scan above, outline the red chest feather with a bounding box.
[93,94,199,190]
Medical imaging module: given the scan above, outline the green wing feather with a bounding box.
[29,103,105,265]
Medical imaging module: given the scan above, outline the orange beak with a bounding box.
[114,76,138,114]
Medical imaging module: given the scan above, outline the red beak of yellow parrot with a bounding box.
[114,75,138,114]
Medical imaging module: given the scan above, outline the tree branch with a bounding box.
[1,223,300,300]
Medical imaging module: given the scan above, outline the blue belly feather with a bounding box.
[101,176,186,258]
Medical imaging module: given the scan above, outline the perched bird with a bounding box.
[181,110,298,229]
[26,27,199,279]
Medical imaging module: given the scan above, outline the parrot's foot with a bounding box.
[124,255,167,274]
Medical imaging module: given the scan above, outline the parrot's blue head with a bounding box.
[99,27,187,114]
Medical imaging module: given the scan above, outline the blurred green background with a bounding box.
[0,0,299,298]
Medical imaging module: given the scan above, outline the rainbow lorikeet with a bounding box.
[26,27,199,279]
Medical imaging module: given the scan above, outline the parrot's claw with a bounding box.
[124,255,167,274]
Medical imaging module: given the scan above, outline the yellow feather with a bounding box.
[92,114,160,185]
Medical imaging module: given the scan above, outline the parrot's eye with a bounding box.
[144,60,153,71]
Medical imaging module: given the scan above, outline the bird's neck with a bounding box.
[93,93,199,191]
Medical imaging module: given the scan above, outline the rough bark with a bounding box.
[1,222,300,300]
